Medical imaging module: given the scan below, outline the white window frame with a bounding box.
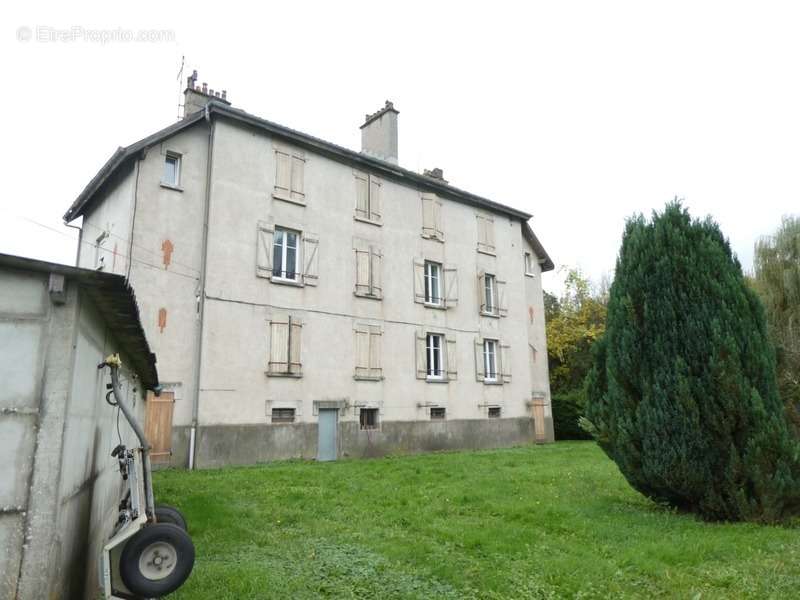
[272,227,301,282]
[484,274,497,315]
[524,252,536,277]
[483,339,498,383]
[424,260,443,306]
[426,333,444,380]
[162,152,181,188]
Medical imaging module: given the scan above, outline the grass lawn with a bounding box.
[154,442,800,599]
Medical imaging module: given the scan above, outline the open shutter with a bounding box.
[474,338,485,381]
[290,156,305,203]
[415,330,427,379]
[354,325,370,378]
[275,151,291,198]
[370,246,383,298]
[268,320,289,374]
[443,265,458,308]
[369,177,382,222]
[303,233,319,286]
[445,336,458,380]
[355,174,369,219]
[500,341,512,383]
[497,279,508,316]
[477,270,487,313]
[413,259,426,303]
[355,249,370,295]
[369,327,382,378]
[256,222,274,279]
[289,318,303,375]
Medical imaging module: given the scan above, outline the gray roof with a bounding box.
[0,253,159,389]
[63,101,553,271]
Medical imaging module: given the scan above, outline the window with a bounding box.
[430,407,446,420]
[355,173,382,224]
[484,274,497,315]
[476,214,495,254]
[421,194,444,241]
[267,316,303,376]
[163,153,181,187]
[354,245,382,299]
[524,252,535,276]
[272,227,300,281]
[478,271,506,316]
[274,148,305,204]
[424,261,442,305]
[488,406,502,418]
[354,325,382,380]
[426,333,444,379]
[360,408,379,430]
[272,408,296,423]
[483,339,498,382]
[256,222,319,286]
[94,231,109,271]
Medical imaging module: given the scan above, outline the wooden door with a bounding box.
[145,391,175,462]
[532,399,547,443]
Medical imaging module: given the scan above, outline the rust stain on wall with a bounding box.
[158,308,167,333]
[161,239,174,269]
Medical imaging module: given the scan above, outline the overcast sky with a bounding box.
[2,1,798,295]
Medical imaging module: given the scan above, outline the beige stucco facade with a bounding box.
[72,91,554,467]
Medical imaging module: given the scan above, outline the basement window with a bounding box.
[488,407,501,419]
[430,407,446,420]
[359,408,379,430]
[272,408,296,423]
[163,152,181,188]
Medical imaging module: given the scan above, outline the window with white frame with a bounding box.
[426,333,444,379]
[484,274,497,315]
[424,261,442,305]
[478,271,506,316]
[163,152,181,187]
[524,252,536,276]
[355,172,382,224]
[354,324,382,380]
[267,316,303,377]
[354,245,382,299]
[416,330,457,381]
[273,148,305,204]
[272,227,300,281]
[483,339,498,382]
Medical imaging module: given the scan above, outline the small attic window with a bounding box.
[163,153,181,188]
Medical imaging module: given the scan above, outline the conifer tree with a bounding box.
[586,202,800,522]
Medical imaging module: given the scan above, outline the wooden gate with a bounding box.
[145,391,174,462]
[532,398,547,443]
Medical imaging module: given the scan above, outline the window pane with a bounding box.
[426,333,442,377]
[485,275,495,312]
[163,156,178,185]
[484,340,497,380]
[273,230,284,277]
[285,239,297,279]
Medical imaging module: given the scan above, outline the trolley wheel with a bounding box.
[119,523,195,597]
[155,504,188,531]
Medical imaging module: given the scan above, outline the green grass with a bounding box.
[154,442,800,599]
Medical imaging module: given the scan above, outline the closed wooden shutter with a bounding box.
[474,338,485,381]
[289,318,303,375]
[443,265,458,308]
[355,249,370,295]
[370,246,382,298]
[497,278,508,316]
[256,222,274,279]
[369,327,382,378]
[275,150,291,198]
[355,174,369,218]
[445,336,458,380]
[303,234,319,286]
[500,342,512,382]
[291,156,305,202]
[369,177,382,222]
[354,325,370,378]
[477,215,496,254]
[413,259,426,303]
[145,391,174,463]
[422,195,443,240]
[415,330,427,379]
[269,320,289,374]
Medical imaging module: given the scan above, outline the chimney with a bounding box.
[182,70,231,118]
[360,100,399,164]
[423,167,448,184]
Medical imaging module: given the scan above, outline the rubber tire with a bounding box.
[119,523,195,597]
[155,504,188,531]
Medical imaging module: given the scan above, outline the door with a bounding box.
[317,408,338,461]
[532,399,547,443]
[145,391,175,463]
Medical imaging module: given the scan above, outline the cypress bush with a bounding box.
[586,202,800,522]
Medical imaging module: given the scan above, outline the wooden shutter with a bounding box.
[355,249,370,295]
[413,259,426,303]
[290,156,305,203]
[354,325,370,378]
[256,222,274,279]
[303,233,319,286]
[474,338,485,381]
[369,177,382,222]
[415,330,427,379]
[445,336,458,380]
[433,200,443,239]
[355,174,369,218]
[500,341,512,383]
[289,318,303,375]
[275,150,291,198]
[369,327,382,378]
[145,391,174,463]
[443,264,458,308]
[484,216,495,252]
[370,246,382,298]
[497,279,508,316]
[269,320,289,374]
[477,270,487,313]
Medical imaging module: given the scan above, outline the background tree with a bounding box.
[586,202,800,522]
[753,216,800,431]
[545,269,607,439]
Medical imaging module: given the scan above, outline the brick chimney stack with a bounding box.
[360,100,399,164]
[182,70,230,118]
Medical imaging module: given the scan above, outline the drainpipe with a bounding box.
[189,103,215,469]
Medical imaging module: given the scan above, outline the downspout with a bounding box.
[189,104,215,469]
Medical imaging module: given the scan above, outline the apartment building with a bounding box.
[63,71,554,467]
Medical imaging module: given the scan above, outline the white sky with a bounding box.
[2,1,798,295]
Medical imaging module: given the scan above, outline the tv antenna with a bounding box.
[176,55,185,120]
